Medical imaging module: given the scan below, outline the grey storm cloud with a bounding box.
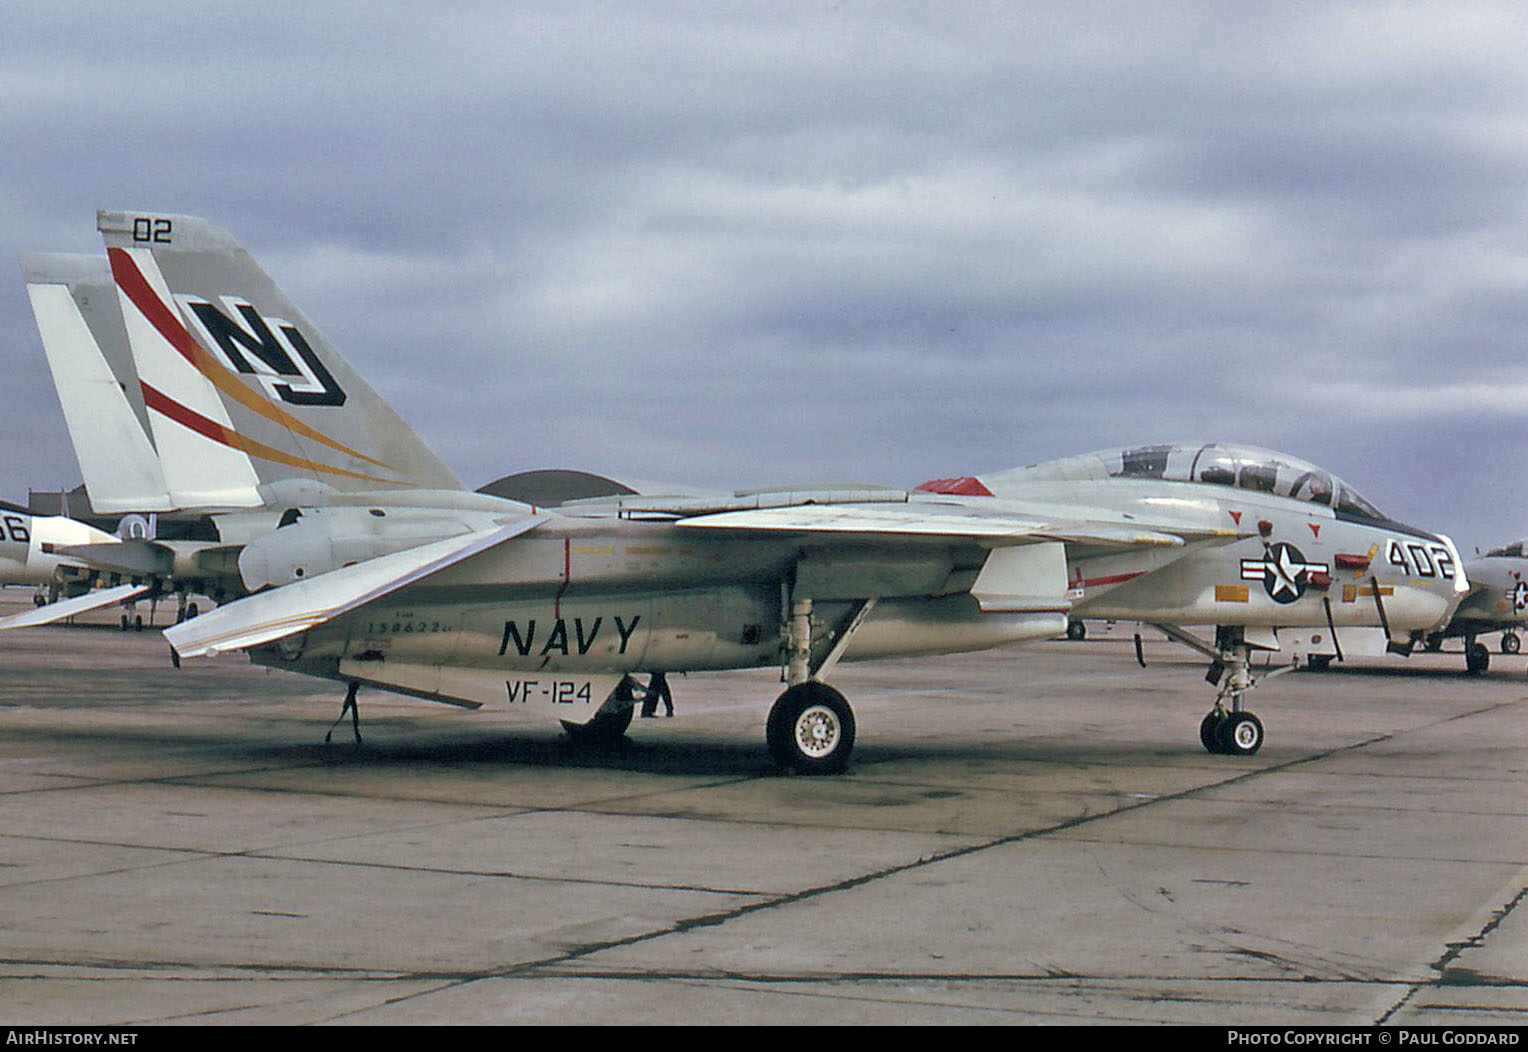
[0,0,1524,552]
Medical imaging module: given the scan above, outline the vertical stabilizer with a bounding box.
[21,253,172,513]
[97,210,463,507]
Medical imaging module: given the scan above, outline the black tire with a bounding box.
[1199,712,1226,754]
[1425,635,1443,653]
[560,702,635,745]
[1307,655,1333,671]
[767,682,855,775]
[1066,620,1087,642]
[1502,633,1520,655]
[1218,712,1264,756]
[1466,642,1490,675]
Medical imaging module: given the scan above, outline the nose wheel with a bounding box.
[1200,709,1264,755]
[1153,624,1284,757]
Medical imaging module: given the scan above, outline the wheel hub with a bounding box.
[794,705,840,759]
[1230,719,1259,750]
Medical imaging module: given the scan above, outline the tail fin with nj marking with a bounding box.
[97,210,463,510]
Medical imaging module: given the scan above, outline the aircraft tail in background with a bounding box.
[21,253,171,514]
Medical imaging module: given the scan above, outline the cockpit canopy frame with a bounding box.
[1097,442,1386,519]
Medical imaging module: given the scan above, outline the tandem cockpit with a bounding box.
[987,442,1390,523]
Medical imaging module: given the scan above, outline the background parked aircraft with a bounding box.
[0,502,118,596]
[0,502,162,630]
[1424,539,1528,673]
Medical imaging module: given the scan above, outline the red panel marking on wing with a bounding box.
[915,476,994,497]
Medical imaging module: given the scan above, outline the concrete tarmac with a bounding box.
[0,599,1523,1025]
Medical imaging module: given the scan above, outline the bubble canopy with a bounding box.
[1094,443,1387,520]
[1483,540,1526,558]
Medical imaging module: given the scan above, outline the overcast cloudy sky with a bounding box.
[1,1,1524,552]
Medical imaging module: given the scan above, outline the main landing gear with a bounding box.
[561,705,636,744]
[1155,624,1296,756]
[767,681,856,775]
[765,596,873,775]
[561,677,638,745]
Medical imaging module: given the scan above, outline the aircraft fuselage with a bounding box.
[251,480,1465,717]
[256,516,1054,696]
[0,513,114,588]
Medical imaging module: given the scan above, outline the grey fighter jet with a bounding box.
[0,503,120,597]
[24,212,1470,772]
[1424,539,1528,673]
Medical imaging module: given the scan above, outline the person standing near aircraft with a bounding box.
[641,672,673,718]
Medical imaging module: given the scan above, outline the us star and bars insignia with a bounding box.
[1241,542,1329,604]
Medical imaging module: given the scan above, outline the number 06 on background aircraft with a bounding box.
[23,211,1468,773]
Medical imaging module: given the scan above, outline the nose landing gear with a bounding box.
[1155,624,1294,756]
[1200,708,1265,756]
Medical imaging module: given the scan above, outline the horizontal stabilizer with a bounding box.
[676,504,1186,547]
[0,583,153,630]
[165,517,544,658]
[53,539,243,581]
[55,540,174,578]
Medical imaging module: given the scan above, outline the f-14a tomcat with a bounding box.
[28,211,1468,773]
[166,440,1466,770]
[0,503,123,603]
[1424,538,1528,674]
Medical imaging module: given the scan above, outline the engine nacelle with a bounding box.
[237,506,498,592]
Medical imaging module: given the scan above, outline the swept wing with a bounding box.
[0,583,154,630]
[675,503,1195,547]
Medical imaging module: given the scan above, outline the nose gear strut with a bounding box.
[1150,623,1298,755]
